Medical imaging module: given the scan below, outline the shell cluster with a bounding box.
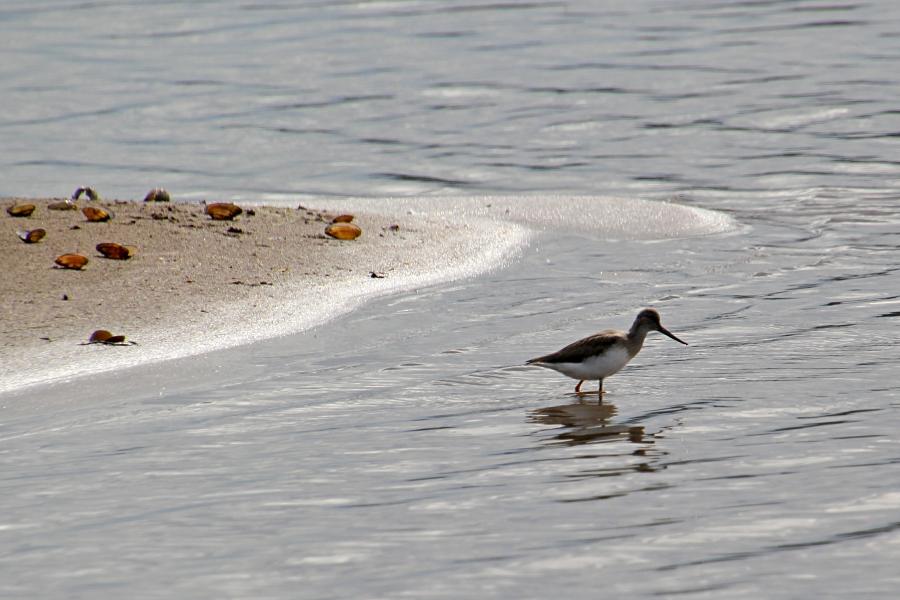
[9,187,379,350]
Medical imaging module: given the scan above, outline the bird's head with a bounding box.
[634,308,688,345]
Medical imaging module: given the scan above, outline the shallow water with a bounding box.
[3,1,900,598]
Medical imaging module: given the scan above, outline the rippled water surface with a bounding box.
[3,1,900,598]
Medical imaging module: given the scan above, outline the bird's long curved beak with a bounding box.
[658,325,688,345]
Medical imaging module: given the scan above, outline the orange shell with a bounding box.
[96,242,133,260]
[82,206,111,222]
[205,202,243,220]
[325,222,362,240]
[331,214,354,223]
[18,228,46,243]
[89,330,113,343]
[55,254,89,270]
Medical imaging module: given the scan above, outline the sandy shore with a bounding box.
[1,195,435,361]
[0,192,535,395]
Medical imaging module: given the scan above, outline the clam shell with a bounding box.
[324,222,362,240]
[48,200,77,210]
[144,188,170,202]
[7,203,35,217]
[205,202,243,220]
[82,206,111,222]
[87,330,128,345]
[55,254,89,270]
[89,330,113,343]
[17,228,46,243]
[72,186,100,201]
[96,242,133,260]
[331,214,354,223]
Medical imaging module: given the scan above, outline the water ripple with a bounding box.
[3,0,900,597]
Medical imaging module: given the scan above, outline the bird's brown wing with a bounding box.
[527,330,624,364]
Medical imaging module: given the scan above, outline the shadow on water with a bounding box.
[528,398,674,504]
[529,399,646,447]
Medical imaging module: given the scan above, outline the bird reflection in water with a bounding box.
[529,400,645,446]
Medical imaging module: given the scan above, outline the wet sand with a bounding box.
[1,195,427,356]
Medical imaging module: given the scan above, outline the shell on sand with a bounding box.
[89,329,113,343]
[144,188,170,202]
[55,254,89,270]
[325,222,362,240]
[82,206,111,222]
[17,228,46,243]
[96,242,133,260]
[48,200,78,211]
[72,186,100,201]
[7,204,36,217]
[88,330,129,345]
[206,202,243,220]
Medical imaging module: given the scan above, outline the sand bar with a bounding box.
[1,194,529,393]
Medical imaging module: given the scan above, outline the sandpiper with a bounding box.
[527,308,687,400]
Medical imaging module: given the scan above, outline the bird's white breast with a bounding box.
[543,345,632,381]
